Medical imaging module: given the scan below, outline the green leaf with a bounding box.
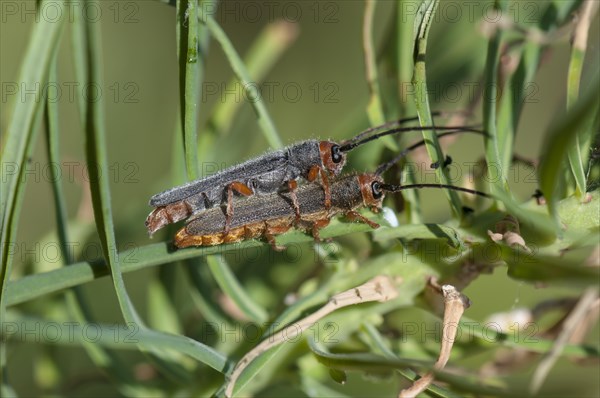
[207,255,268,323]
[79,12,220,382]
[558,190,600,232]
[4,313,229,374]
[463,317,600,359]
[46,37,138,390]
[503,245,600,285]
[0,1,64,236]
[411,0,463,217]
[0,6,66,387]
[0,3,65,382]
[492,189,558,239]
[186,258,236,332]
[361,323,462,398]
[181,0,201,180]
[373,223,464,249]
[482,0,509,198]
[79,10,147,332]
[307,338,512,397]
[205,20,298,141]
[539,69,600,219]
[363,2,386,126]
[196,7,283,149]
[566,1,598,197]
[0,93,44,384]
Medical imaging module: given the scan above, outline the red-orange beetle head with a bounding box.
[358,174,385,209]
[319,141,347,175]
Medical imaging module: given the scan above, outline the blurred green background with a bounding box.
[2,0,599,396]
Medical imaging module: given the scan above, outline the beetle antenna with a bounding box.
[349,110,475,143]
[339,125,485,152]
[374,130,488,176]
[379,183,491,198]
[350,112,438,143]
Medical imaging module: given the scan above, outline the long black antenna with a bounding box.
[350,112,438,143]
[374,130,489,176]
[349,110,473,143]
[339,125,484,152]
[380,183,491,198]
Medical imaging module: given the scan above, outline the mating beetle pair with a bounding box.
[146,116,487,250]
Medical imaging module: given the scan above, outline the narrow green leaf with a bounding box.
[301,375,351,397]
[3,242,243,307]
[4,313,229,373]
[503,245,600,285]
[361,323,461,398]
[46,42,138,389]
[215,270,342,397]
[308,338,512,397]
[0,94,44,385]
[372,223,463,249]
[221,251,436,396]
[463,317,600,359]
[397,1,417,113]
[394,0,423,224]
[565,110,587,198]
[310,338,426,373]
[196,7,283,149]
[0,1,64,386]
[79,13,203,382]
[539,69,600,218]
[482,0,509,199]
[45,62,70,263]
[80,7,142,328]
[0,0,64,233]
[186,258,236,331]
[5,213,384,307]
[363,1,386,127]
[206,20,298,140]
[360,0,399,168]
[565,1,599,197]
[0,382,17,398]
[411,0,463,217]
[182,0,200,180]
[492,189,558,238]
[207,255,268,323]
[148,273,184,335]
[0,3,65,381]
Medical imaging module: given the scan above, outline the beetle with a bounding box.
[174,171,490,251]
[146,118,484,236]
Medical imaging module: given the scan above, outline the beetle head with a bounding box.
[358,174,385,209]
[319,141,347,175]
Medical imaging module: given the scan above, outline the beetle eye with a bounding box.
[371,181,383,200]
[331,145,343,164]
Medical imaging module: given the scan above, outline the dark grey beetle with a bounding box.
[146,119,484,236]
[173,171,490,250]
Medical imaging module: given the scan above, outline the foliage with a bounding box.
[1,0,599,396]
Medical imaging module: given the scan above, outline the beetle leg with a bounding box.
[308,165,332,209]
[311,219,331,241]
[344,210,380,229]
[287,180,301,223]
[146,199,193,236]
[225,181,254,233]
[265,223,291,251]
[319,168,332,209]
